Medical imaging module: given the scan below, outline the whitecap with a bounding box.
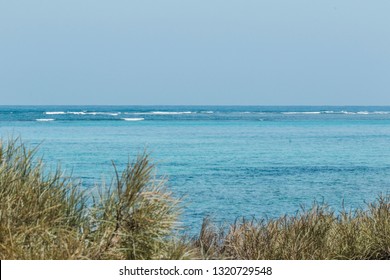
[36,118,54,122]
[130,111,192,115]
[87,112,120,116]
[67,111,87,115]
[150,111,192,115]
[45,111,65,115]
[283,112,321,115]
[373,111,390,114]
[240,111,265,114]
[122,118,144,121]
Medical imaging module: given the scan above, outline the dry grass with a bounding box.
[190,198,390,260]
[87,154,185,259]
[0,138,89,259]
[0,138,188,260]
[1,138,390,260]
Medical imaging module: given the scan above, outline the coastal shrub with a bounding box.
[0,138,89,259]
[190,197,390,260]
[88,154,183,259]
[192,217,226,259]
[0,138,186,260]
[328,197,390,259]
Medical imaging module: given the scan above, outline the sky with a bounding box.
[0,0,389,105]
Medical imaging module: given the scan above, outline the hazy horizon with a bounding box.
[2,104,390,107]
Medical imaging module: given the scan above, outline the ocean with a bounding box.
[1,105,390,232]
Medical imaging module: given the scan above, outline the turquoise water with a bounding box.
[1,106,390,232]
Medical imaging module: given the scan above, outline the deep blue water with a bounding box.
[1,105,390,232]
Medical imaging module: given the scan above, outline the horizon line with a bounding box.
[1,104,390,107]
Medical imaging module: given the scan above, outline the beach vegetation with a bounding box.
[0,138,187,259]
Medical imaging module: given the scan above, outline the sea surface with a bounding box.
[1,105,390,233]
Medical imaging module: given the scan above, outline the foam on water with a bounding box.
[130,111,192,115]
[45,112,65,115]
[373,111,390,114]
[341,111,356,114]
[121,118,144,121]
[283,111,321,115]
[88,112,119,116]
[67,111,119,116]
[36,118,55,122]
[67,111,87,115]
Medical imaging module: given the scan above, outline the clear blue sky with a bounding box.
[1,0,389,105]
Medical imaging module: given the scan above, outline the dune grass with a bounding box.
[0,138,186,260]
[0,138,389,259]
[191,199,390,259]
